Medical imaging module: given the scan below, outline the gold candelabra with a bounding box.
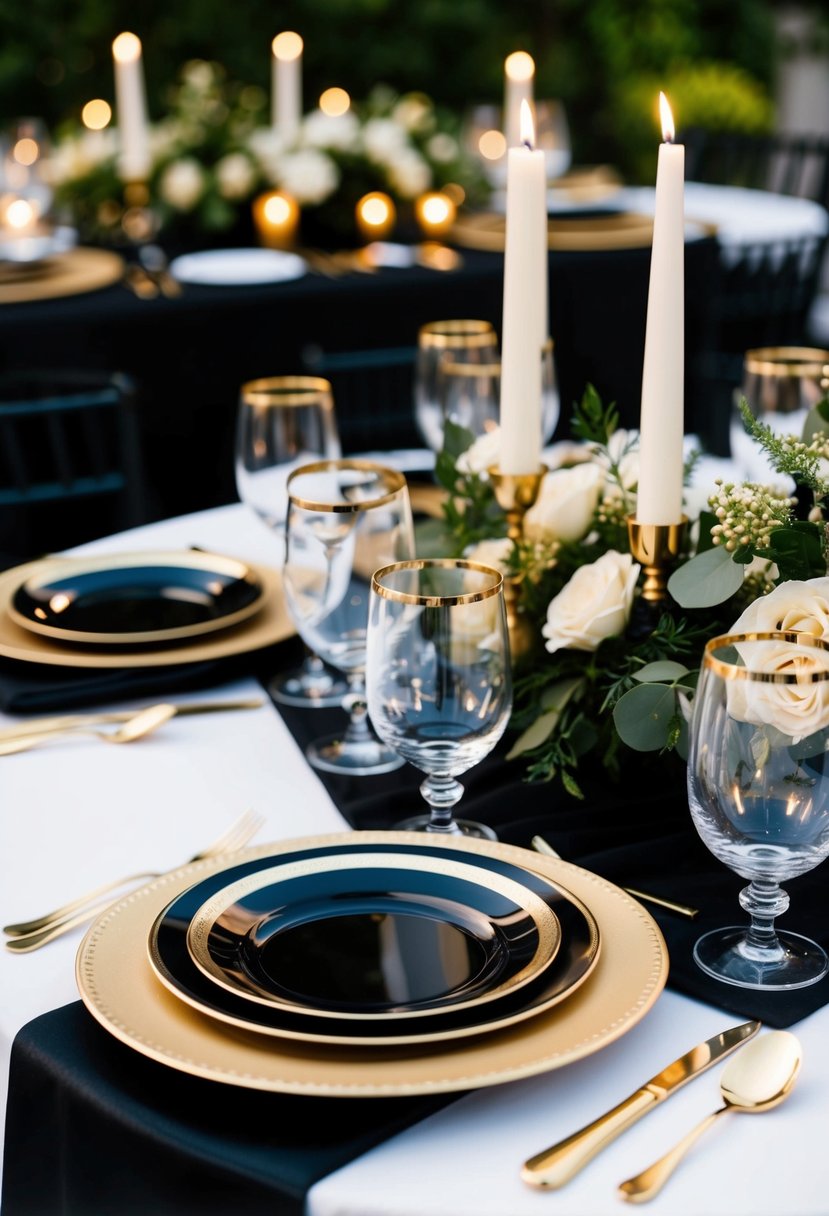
[488,464,547,660]
[627,515,689,635]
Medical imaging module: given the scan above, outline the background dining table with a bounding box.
[1,500,828,1216]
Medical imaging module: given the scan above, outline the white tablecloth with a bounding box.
[1,503,828,1216]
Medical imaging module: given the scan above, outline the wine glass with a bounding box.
[731,346,829,482]
[435,338,559,447]
[365,558,512,839]
[283,459,416,774]
[534,101,572,183]
[234,375,347,708]
[414,319,498,453]
[687,630,829,990]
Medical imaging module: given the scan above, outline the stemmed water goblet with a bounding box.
[435,339,559,447]
[283,459,416,775]
[687,630,829,990]
[731,346,829,482]
[234,375,347,708]
[365,558,512,839]
[414,319,499,453]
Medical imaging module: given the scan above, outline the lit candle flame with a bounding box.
[272,31,303,61]
[659,91,675,143]
[520,99,535,150]
[112,32,142,64]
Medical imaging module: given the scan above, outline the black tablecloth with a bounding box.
[3,636,829,1216]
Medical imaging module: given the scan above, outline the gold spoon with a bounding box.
[0,702,177,755]
[618,1030,802,1203]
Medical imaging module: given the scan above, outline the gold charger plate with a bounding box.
[0,557,293,667]
[450,210,656,253]
[76,831,668,1097]
[0,247,125,304]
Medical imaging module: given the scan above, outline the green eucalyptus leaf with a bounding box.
[506,710,561,759]
[667,546,745,608]
[539,676,583,712]
[442,418,476,461]
[612,683,680,751]
[414,518,455,557]
[633,660,690,683]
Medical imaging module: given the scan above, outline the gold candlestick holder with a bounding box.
[488,464,547,660]
[627,515,689,636]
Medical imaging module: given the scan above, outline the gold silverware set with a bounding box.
[3,806,265,952]
[522,1019,802,1202]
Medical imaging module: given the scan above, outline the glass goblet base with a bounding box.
[269,658,350,709]
[394,812,497,842]
[306,732,405,777]
[693,925,829,991]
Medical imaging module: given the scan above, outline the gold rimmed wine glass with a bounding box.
[234,375,347,708]
[687,630,829,990]
[283,459,416,775]
[414,319,498,453]
[436,338,559,447]
[731,346,829,480]
[365,558,512,839]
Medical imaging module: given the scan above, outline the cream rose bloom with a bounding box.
[543,551,639,654]
[730,577,829,638]
[215,152,256,200]
[277,149,339,205]
[158,159,205,211]
[463,537,514,575]
[456,428,500,475]
[524,464,603,544]
[726,643,829,741]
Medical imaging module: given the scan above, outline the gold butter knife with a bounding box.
[0,696,264,741]
[520,1019,761,1189]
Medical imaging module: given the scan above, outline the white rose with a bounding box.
[215,152,256,200]
[158,158,205,211]
[426,132,458,163]
[277,149,339,205]
[361,118,408,160]
[456,427,500,475]
[392,96,433,133]
[524,463,603,544]
[730,577,829,639]
[302,109,360,151]
[724,637,829,742]
[386,149,432,198]
[542,551,640,654]
[463,537,513,575]
[247,128,288,181]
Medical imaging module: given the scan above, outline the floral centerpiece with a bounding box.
[47,59,488,248]
[426,386,829,799]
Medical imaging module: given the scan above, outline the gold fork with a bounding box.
[4,808,265,950]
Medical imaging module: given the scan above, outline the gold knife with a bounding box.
[0,697,264,741]
[520,1019,761,1189]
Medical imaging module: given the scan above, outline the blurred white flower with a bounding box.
[457,428,500,475]
[43,130,117,184]
[149,120,185,161]
[278,149,339,205]
[247,128,288,182]
[158,158,206,211]
[180,59,217,91]
[392,95,433,133]
[463,537,514,575]
[362,118,408,160]
[386,149,432,198]
[426,132,458,163]
[590,428,639,497]
[302,109,360,151]
[215,152,256,200]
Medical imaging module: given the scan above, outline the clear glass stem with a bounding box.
[419,773,465,834]
[738,879,790,963]
[342,675,373,746]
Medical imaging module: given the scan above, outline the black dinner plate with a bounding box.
[148,839,600,1046]
[9,550,265,645]
[185,850,561,1019]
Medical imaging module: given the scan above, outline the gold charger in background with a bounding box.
[76,831,668,1097]
[451,211,656,253]
[0,248,125,304]
[0,558,293,667]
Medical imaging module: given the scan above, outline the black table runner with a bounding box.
[3,638,829,1215]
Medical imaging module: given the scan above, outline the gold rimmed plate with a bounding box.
[147,839,598,1046]
[0,559,293,667]
[181,850,562,1021]
[76,832,667,1097]
[8,550,265,646]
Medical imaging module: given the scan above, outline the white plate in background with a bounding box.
[168,248,307,286]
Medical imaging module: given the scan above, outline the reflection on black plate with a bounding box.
[9,550,265,645]
[149,840,600,1046]
[186,851,561,1019]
